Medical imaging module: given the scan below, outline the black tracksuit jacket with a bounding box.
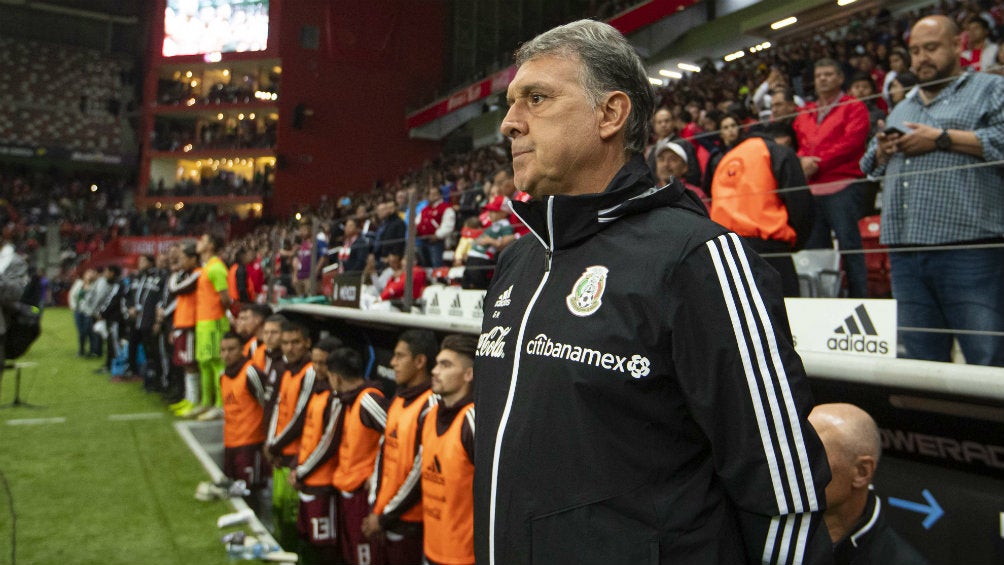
[473,155,833,565]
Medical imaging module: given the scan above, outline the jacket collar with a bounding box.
[832,488,883,555]
[509,154,708,251]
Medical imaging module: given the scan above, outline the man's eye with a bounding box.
[530,94,545,104]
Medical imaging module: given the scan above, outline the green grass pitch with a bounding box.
[0,307,234,565]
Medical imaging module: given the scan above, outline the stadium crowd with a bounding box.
[18,0,1001,373]
[0,2,997,564]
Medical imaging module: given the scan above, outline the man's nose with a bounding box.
[500,105,525,138]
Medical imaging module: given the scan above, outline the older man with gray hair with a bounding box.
[474,19,832,565]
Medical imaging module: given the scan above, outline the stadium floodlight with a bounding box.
[837,0,858,5]
[677,62,701,73]
[659,69,683,79]
[648,77,665,85]
[724,51,745,62]
[771,16,797,30]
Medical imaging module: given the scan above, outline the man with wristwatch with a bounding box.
[861,14,1004,366]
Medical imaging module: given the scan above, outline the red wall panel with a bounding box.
[272,0,445,217]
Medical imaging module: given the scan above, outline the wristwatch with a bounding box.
[935,129,951,151]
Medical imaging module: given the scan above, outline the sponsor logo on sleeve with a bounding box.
[494,285,513,308]
[566,266,608,317]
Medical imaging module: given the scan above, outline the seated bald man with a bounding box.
[809,403,929,565]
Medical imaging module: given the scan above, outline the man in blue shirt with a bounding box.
[861,15,1004,366]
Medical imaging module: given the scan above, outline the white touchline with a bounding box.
[107,412,165,421]
[5,417,66,426]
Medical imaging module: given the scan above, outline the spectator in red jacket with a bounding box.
[793,58,871,297]
[415,184,455,268]
[379,251,427,302]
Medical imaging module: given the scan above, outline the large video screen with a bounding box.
[163,0,269,57]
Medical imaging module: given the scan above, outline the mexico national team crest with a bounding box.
[566,266,608,317]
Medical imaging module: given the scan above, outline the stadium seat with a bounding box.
[859,215,891,297]
[793,249,843,298]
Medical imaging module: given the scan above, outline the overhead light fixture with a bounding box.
[762,41,772,49]
[771,16,797,30]
[677,62,701,73]
[648,77,665,85]
[837,0,857,5]
[659,69,683,79]
[724,51,745,62]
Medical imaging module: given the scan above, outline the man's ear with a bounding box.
[597,91,631,142]
[852,455,877,488]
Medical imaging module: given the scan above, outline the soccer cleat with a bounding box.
[168,398,188,410]
[179,404,211,419]
[195,481,227,501]
[197,407,224,421]
[170,400,194,415]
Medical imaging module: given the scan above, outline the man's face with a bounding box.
[390,340,421,386]
[220,338,244,367]
[311,347,330,381]
[770,93,798,121]
[235,310,250,336]
[344,219,358,238]
[492,170,515,197]
[262,321,282,350]
[849,80,874,100]
[652,109,673,139]
[910,20,961,84]
[814,65,843,98]
[656,150,688,181]
[427,187,441,203]
[431,349,472,398]
[967,21,987,44]
[386,253,402,270]
[167,248,181,269]
[196,234,210,254]
[281,330,310,364]
[501,54,607,198]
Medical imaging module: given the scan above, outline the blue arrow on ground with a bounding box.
[887,489,944,529]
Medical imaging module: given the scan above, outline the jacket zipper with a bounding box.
[488,196,554,565]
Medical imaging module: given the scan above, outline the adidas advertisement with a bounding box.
[422,285,487,321]
[784,298,897,358]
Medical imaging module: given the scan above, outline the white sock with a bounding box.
[185,372,201,404]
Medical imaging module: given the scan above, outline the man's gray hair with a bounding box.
[514,19,653,156]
